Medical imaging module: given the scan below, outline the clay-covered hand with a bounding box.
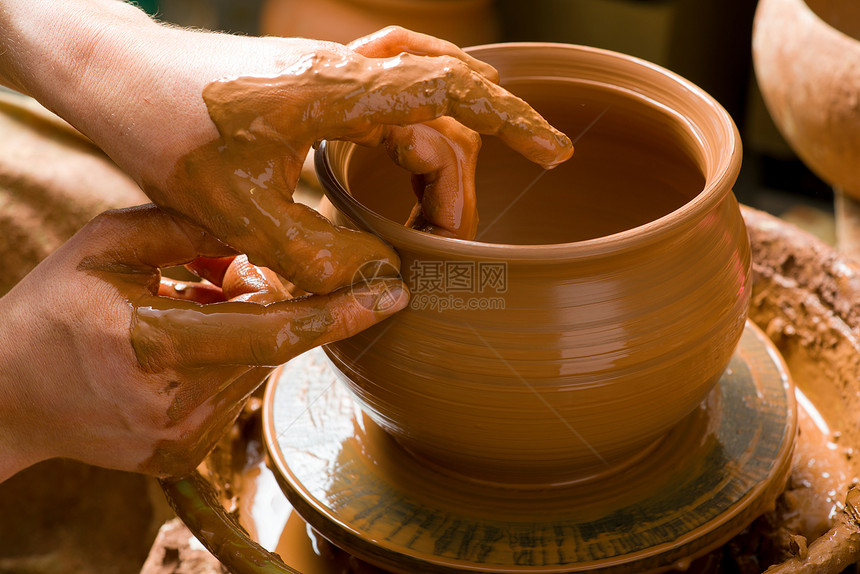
[146,26,573,266]
[0,1,573,290]
[0,205,407,482]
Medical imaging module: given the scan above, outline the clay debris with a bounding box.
[141,519,228,574]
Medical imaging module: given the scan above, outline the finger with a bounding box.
[76,204,237,277]
[348,26,500,83]
[131,278,409,371]
[162,85,400,297]
[158,277,226,304]
[185,256,235,287]
[384,118,480,240]
[329,53,573,169]
[221,255,292,304]
[204,51,570,170]
[240,199,401,295]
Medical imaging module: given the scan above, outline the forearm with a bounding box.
[0,0,312,188]
[6,1,206,170]
[0,293,50,483]
[0,1,174,175]
[0,0,153,109]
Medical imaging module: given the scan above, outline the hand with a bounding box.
[138,26,572,283]
[0,2,573,291]
[179,26,572,252]
[0,205,407,481]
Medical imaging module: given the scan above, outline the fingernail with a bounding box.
[542,133,574,169]
[558,132,574,151]
[352,278,409,314]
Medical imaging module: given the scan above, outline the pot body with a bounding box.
[317,43,747,486]
[753,0,860,198]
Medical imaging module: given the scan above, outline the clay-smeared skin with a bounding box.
[179,27,571,255]
[0,205,406,481]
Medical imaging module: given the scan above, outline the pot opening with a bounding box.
[343,77,707,245]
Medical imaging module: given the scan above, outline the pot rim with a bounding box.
[316,42,743,261]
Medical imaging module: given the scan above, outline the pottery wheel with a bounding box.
[263,322,796,574]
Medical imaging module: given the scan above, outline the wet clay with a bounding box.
[161,388,846,574]
[763,488,860,574]
[745,206,860,467]
[166,320,794,574]
[741,206,860,571]
[162,32,572,294]
[783,391,854,541]
[318,43,746,485]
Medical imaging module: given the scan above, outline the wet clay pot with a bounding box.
[162,206,860,574]
[753,0,860,198]
[316,43,747,486]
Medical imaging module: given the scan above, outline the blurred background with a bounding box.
[141,0,836,242]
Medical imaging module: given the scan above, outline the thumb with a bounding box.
[131,278,409,372]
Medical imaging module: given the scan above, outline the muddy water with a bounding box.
[790,388,854,540]
[232,439,385,573]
